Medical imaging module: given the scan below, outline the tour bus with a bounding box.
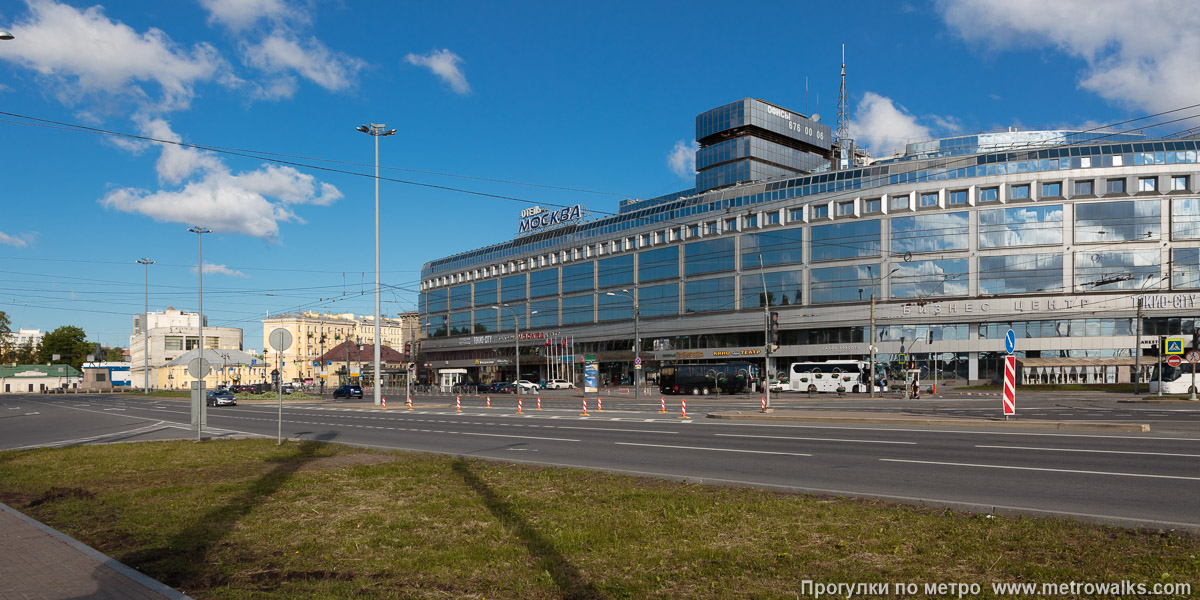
[1149,362,1199,395]
[789,360,888,393]
[659,362,757,395]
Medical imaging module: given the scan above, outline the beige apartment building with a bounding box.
[261,311,420,386]
[129,307,245,390]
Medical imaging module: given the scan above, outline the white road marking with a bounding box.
[880,459,1200,481]
[24,412,40,416]
[616,442,810,456]
[460,432,580,442]
[974,445,1200,458]
[557,426,678,434]
[12,421,172,449]
[715,433,915,444]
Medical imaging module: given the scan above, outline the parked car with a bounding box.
[514,380,540,394]
[281,383,295,394]
[332,385,363,399]
[205,389,237,406]
[543,379,575,390]
[768,381,787,393]
[490,382,515,394]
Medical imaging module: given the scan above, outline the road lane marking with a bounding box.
[13,421,173,449]
[715,433,915,445]
[879,459,1200,481]
[557,426,678,434]
[460,432,579,442]
[616,442,810,456]
[974,445,1200,458]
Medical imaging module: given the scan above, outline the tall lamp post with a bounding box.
[357,123,396,407]
[866,266,899,399]
[187,226,211,441]
[606,289,640,400]
[136,258,155,393]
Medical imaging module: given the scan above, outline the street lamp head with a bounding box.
[0,31,13,40]
[383,129,397,136]
[187,225,212,234]
[356,125,370,133]
[605,292,615,296]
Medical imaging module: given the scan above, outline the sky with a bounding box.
[1,0,1198,350]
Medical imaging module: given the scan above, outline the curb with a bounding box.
[1118,399,1200,404]
[705,412,1150,432]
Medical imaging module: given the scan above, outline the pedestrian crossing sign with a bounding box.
[1166,337,1185,355]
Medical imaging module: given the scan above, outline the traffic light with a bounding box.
[769,312,779,345]
[403,342,411,362]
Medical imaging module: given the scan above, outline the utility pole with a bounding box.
[136,258,154,394]
[1134,298,1143,395]
[869,293,876,399]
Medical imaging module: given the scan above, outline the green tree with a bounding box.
[0,310,10,362]
[104,347,126,362]
[12,340,38,364]
[37,326,92,370]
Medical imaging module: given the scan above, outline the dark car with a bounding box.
[490,382,515,394]
[205,389,237,406]
[333,385,363,399]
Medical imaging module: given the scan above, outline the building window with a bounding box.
[725,218,738,232]
[765,211,781,225]
[1138,176,1158,192]
[706,222,718,235]
[919,192,939,207]
[1010,184,1030,200]
[1074,180,1094,196]
[979,187,999,203]
[689,225,700,237]
[864,198,882,212]
[789,208,804,222]
[1042,182,1062,197]
[745,214,758,228]
[948,190,967,205]
[836,201,855,216]
[811,205,828,219]
[1106,178,1126,194]
[890,193,910,210]
[653,231,663,244]
[1172,175,1189,192]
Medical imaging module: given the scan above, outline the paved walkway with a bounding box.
[0,503,191,600]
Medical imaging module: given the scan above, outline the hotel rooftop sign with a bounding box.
[517,203,588,236]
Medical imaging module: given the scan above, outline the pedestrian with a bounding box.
[911,379,920,399]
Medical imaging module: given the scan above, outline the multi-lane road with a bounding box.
[2,391,1198,531]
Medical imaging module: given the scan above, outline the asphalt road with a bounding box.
[2,391,1198,531]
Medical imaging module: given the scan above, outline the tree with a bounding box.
[0,310,10,362]
[104,347,126,362]
[37,326,91,370]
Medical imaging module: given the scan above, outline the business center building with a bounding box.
[419,97,1200,387]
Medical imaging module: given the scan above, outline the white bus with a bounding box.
[1149,362,1199,395]
[789,360,888,393]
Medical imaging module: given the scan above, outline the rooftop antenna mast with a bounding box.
[835,43,850,148]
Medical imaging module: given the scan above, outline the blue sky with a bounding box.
[0,0,1195,349]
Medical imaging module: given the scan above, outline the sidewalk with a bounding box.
[0,503,191,600]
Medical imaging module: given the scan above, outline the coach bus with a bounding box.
[659,362,757,395]
[789,360,888,393]
[1149,362,1199,395]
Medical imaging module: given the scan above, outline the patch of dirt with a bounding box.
[27,487,95,507]
[295,454,397,474]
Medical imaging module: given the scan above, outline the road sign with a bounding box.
[269,328,293,352]
[1165,337,1185,355]
[1167,355,1183,368]
[187,357,212,378]
[1002,355,1016,416]
[634,357,642,366]
[1187,350,1200,364]
[897,353,906,364]
[1004,329,1016,354]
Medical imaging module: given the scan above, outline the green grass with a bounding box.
[0,440,1196,599]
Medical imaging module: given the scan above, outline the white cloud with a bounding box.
[243,33,365,96]
[199,0,291,31]
[201,263,250,278]
[100,120,342,241]
[0,231,36,247]
[937,0,1200,116]
[404,49,471,95]
[1,0,230,112]
[848,92,932,157]
[667,140,699,178]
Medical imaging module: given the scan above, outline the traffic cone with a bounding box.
[679,398,688,419]
[518,398,523,414]
[537,396,542,410]
[660,397,666,413]
[456,395,461,412]
[598,396,603,412]
[406,396,412,410]
[581,398,589,416]
[382,397,387,410]
[486,395,491,408]
[761,397,766,412]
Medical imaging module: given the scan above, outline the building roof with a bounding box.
[0,364,82,378]
[317,341,404,363]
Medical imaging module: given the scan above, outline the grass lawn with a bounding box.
[0,439,1196,599]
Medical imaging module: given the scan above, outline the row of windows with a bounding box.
[421,198,1200,313]
[424,140,1200,278]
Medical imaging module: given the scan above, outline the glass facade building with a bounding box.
[418,99,1200,386]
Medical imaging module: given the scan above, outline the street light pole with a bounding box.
[494,304,523,389]
[187,226,211,441]
[606,290,640,400]
[136,258,155,394]
[357,123,396,407]
[867,266,899,399]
